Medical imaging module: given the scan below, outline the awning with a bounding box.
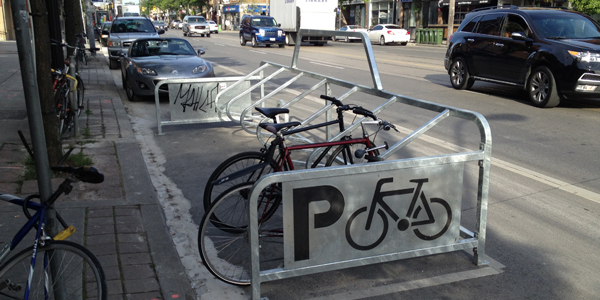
[439,0,490,7]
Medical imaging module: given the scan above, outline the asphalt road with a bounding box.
[110,30,600,299]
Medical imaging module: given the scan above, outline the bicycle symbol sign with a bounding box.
[283,163,463,269]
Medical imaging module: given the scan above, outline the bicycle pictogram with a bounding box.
[345,178,452,250]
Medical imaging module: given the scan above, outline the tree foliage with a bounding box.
[570,0,600,16]
[141,0,210,17]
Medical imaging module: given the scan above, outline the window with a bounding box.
[476,13,505,36]
[461,16,481,33]
[502,14,530,38]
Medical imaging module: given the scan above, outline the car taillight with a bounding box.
[387,30,395,35]
[406,31,410,35]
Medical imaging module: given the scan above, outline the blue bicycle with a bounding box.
[0,142,107,299]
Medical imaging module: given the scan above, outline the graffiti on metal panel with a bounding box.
[173,83,219,113]
[293,178,452,261]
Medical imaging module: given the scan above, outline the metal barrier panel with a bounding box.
[155,77,258,134]
[249,154,485,299]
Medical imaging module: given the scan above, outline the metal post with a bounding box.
[9,1,66,298]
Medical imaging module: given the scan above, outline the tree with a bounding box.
[570,0,600,16]
[30,0,63,166]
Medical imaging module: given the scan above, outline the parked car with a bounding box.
[119,38,215,101]
[445,6,600,108]
[153,20,168,31]
[239,15,285,48]
[333,25,367,42]
[100,22,112,47]
[207,20,219,34]
[182,16,210,37]
[171,20,180,29]
[106,16,164,69]
[367,24,410,45]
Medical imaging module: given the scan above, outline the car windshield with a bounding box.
[251,18,277,27]
[530,12,600,39]
[111,19,154,33]
[188,17,206,23]
[102,23,111,30]
[130,39,196,57]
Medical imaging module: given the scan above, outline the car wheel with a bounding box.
[183,30,187,36]
[109,59,118,70]
[345,36,349,43]
[201,34,204,37]
[240,35,246,46]
[189,32,193,37]
[207,34,211,38]
[527,66,561,108]
[401,42,408,46]
[252,35,258,48]
[124,77,138,102]
[449,57,475,90]
[380,36,386,45]
[279,44,285,48]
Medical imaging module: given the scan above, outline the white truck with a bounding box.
[269,0,337,46]
[119,5,140,17]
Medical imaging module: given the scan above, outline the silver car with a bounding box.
[182,16,210,37]
[107,16,164,69]
[119,38,215,101]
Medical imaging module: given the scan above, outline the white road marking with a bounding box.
[309,61,344,69]
[249,50,266,55]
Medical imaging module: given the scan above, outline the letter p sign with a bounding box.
[293,185,344,261]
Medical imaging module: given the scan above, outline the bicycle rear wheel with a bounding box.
[198,182,283,286]
[75,75,85,117]
[0,240,107,299]
[325,141,380,166]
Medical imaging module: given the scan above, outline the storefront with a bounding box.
[343,0,367,28]
[222,3,268,30]
[370,0,398,27]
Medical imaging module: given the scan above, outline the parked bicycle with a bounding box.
[203,95,396,215]
[198,97,399,285]
[51,68,80,136]
[0,134,107,299]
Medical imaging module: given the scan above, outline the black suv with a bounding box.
[445,6,600,107]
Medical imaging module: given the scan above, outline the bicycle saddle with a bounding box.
[51,166,105,184]
[259,121,300,134]
[255,107,289,119]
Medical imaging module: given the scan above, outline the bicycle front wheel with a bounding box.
[198,182,283,286]
[54,85,69,136]
[0,240,107,300]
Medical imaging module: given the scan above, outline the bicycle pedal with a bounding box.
[53,225,76,240]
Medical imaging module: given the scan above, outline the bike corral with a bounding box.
[154,29,492,299]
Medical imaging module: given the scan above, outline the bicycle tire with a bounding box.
[345,207,389,251]
[198,182,283,286]
[325,141,380,166]
[54,85,69,136]
[203,151,274,210]
[413,197,452,241]
[75,75,85,117]
[0,240,107,300]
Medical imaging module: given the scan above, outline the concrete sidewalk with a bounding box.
[0,41,195,299]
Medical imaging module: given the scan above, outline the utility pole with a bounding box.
[447,0,455,42]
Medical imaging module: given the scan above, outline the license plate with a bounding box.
[270,38,275,41]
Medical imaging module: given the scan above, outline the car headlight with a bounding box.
[278,30,283,37]
[136,67,157,75]
[568,50,600,63]
[109,40,121,47]
[192,64,208,74]
[259,29,265,36]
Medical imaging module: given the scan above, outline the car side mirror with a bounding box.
[511,32,528,41]
[158,29,165,34]
[277,23,281,27]
[197,49,205,56]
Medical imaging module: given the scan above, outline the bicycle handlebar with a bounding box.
[320,95,344,107]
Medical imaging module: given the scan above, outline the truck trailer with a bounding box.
[269,0,336,46]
